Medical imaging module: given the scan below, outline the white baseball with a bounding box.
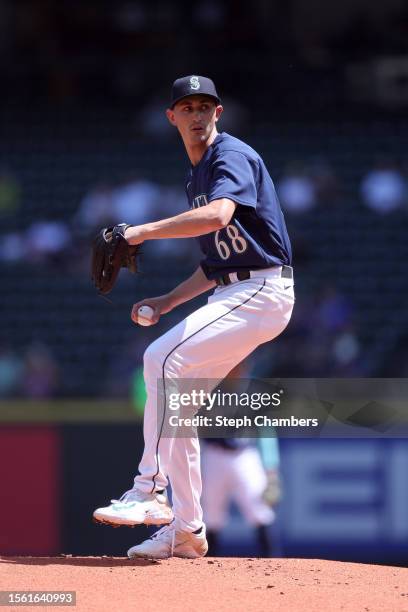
[137,305,155,326]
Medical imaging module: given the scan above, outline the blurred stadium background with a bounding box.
[0,0,407,563]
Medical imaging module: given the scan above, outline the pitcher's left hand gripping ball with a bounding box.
[91,223,141,294]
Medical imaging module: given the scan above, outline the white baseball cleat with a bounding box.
[93,488,174,527]
[127,523,208,560]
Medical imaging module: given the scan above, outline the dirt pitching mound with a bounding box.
[1,556,407,612]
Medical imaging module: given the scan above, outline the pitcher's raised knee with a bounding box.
[143,334,190,380]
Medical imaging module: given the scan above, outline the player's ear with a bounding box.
[215,105,223,122]
[166,108,177,126]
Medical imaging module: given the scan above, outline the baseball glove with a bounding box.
[91,223,141,295]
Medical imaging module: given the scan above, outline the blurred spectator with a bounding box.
[360,158,407,213]
[0,232,26,263]
[215,96,249,133]
[314,285,354,334]
[74,179,194,261]
[156,185,186,218]
[0,346,24,398]
[26,221,71,264]
[310,288,364,375]
[277,161,317,214]
[74,183,116,231]
[112,178,160,225]
[330,324,363,376]
[332,327,360,365]
[21,343,60,399]
[269,286,357,377]
[0,167,21,217]
[296,286,355,375]
[75,178,162,233]
[138,96,174,137]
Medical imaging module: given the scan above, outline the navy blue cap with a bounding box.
[170,75,221,109]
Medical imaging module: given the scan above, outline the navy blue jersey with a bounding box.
[185,132,292,280]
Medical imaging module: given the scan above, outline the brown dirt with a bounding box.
[1,556,407,612]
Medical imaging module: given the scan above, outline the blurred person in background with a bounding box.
[0,345,24,398]
[277,161,317,214]
[26,220,71,265]
[201,436,281,557]
[360,157,407,214]
[305,286,362,376]
[314,285,354,335]
[112,176,161,226]
[74,178,161,234]
[139,96,177,137]
[74,183,116,233]
[330,323,363,376]
[201,362,282,557]
[0,232,26,263]
[21,343,60,399]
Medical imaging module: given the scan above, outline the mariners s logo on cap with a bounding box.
[170,75,221,108]
[189,76,200,91]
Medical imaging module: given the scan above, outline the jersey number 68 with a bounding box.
[215,224,248,260]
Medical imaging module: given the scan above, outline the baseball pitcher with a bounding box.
[92,75,295,559]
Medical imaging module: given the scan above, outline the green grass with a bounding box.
[0,400,142,423]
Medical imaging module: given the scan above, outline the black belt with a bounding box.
[215,265,293,287]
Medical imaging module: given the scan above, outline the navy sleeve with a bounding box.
[207,152,258,208]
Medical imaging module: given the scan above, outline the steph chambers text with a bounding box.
[167,415,319,428]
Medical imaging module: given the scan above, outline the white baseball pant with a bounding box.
[133,266,295,532]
